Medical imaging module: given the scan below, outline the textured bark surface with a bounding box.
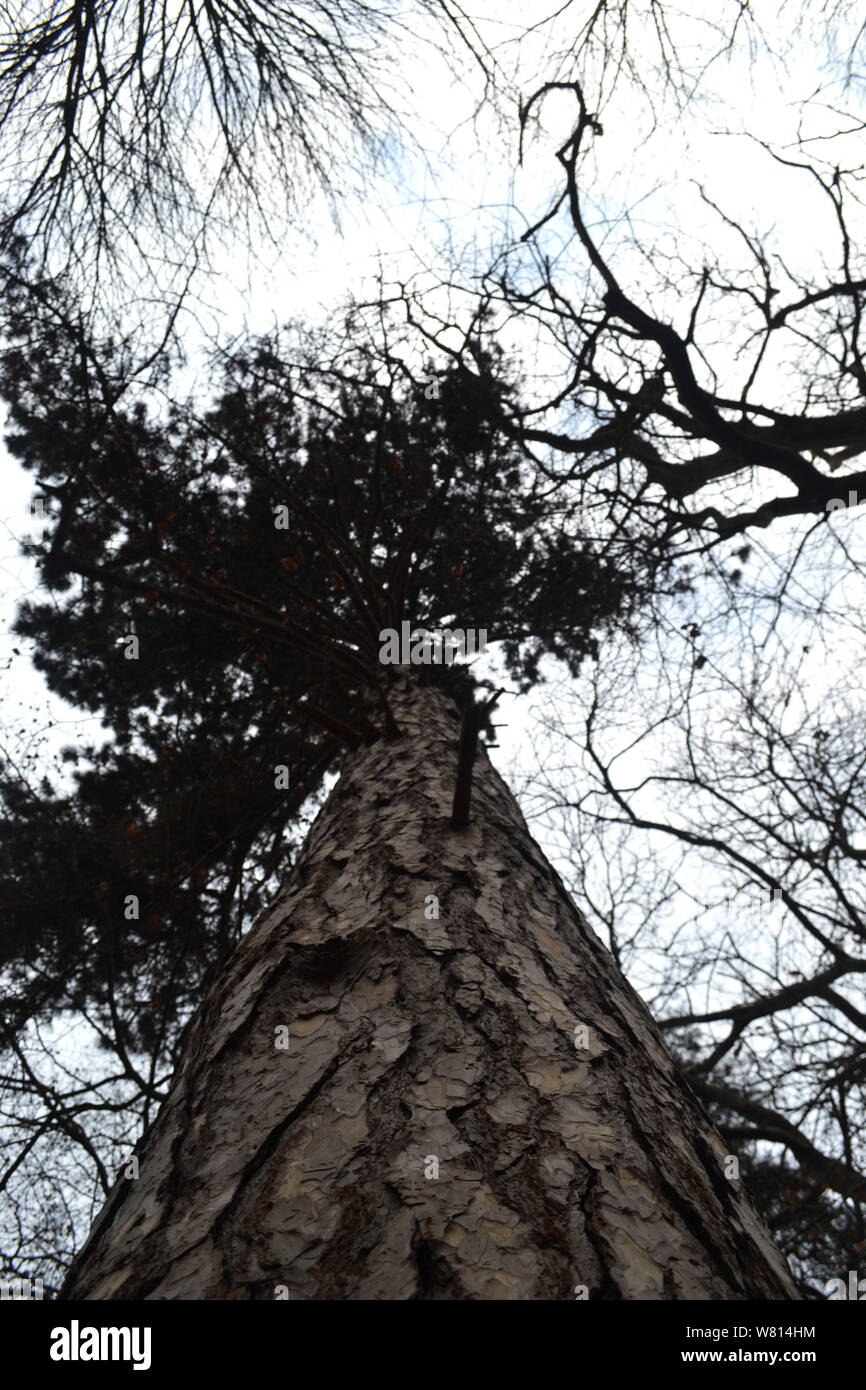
[62,672,801,1300]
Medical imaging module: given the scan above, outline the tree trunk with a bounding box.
[61,672,800,1300]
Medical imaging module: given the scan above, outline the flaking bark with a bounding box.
[61,672,800,1300]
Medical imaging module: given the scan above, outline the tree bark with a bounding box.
[61,672,800,1300]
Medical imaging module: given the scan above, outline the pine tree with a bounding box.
[0,265,799,1299]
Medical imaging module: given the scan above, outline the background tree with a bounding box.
[0,0,500,332]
